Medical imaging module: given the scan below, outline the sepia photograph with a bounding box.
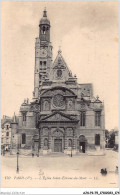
[1,1,119,189]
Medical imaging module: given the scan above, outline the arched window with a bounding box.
[68,139,72,147]
[57,69,62,77]
[43,26,46,34]
[23,113,26,121]
[6,125,9,130]
[95,134,100,145]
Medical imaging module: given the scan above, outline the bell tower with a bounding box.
[34,9,53,99]
[39,8,50,43]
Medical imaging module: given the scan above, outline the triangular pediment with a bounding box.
[92,96,102,103]
[53,51,68,70]
[94,99,102,103]
[49,51,75,81]
[40,112,78,122]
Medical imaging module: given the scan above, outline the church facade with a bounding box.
[11,9,105,156]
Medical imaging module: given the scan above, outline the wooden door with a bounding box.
[54,139,62,152]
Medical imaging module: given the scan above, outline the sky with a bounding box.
[1,1,118,130]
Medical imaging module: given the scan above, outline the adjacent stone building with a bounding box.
[1,116,12,153]
[11,9,105,155]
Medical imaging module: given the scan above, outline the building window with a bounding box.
[44,61,46,70]
[40,61,46,70]
[6,138,9,144]
[57,69,62,77]
[23,113,26,121]
[95,134,100,145]
[6,125,9,130]
[43,26,46,34]
[95,111,101,126]
[80,111,86,126]
[22,134,26,144]
[40,61,42,70]
[6,132,9,136]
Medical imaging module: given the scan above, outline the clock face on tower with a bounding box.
[40,49,47,57]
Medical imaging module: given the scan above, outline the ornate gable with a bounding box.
[53,54,66,70]
[40,112,78,123]
[49,50,74,81]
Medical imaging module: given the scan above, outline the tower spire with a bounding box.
[43,7,47,17]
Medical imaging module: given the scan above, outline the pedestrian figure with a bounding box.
[100,168,107,175]
[32,153,34,158]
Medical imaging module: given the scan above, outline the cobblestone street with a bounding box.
[1,149,118,188]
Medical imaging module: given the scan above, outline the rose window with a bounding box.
[53,94,64,107]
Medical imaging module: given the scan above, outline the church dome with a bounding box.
[40,9,50,26]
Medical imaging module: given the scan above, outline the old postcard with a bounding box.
[1,1,119,190]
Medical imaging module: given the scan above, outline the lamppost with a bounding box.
[16,133,19,173]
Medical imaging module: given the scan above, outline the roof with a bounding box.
[1,119,12,128]
[39,9,50,25]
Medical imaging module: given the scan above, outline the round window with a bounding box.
[53,94,64,107]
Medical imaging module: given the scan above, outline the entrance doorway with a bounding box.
[79,135,87,153]
[79,142,85,153]
[54,139,62,152]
